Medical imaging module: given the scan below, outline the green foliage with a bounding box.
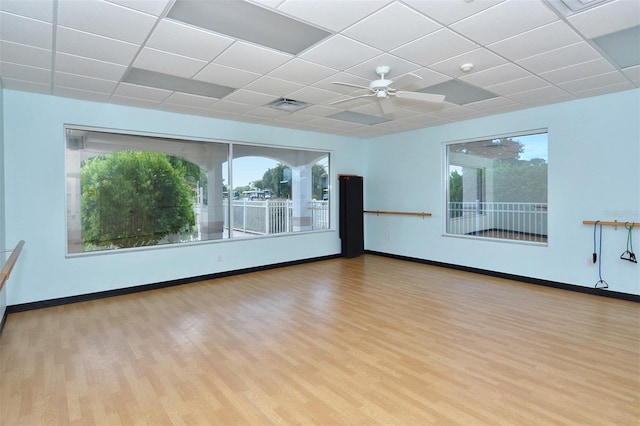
[253,162,328,199]
[81,151,196,249]
[449,169,463,203]
[492,158,548,202]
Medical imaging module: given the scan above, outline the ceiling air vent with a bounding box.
[266,98,311,112]
[546,0,614,16]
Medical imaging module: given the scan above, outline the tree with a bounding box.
[255,162,327,199]
[81,150,196,249]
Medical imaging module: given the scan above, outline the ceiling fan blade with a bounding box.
[391,72,422,90]
[378,97,395,115]
[395,91,445,103]
[329,93,375,105]
[330,81,370,90]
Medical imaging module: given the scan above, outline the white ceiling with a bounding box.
[1,0,638,138]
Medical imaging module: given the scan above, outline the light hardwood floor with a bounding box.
[1,255,638,425]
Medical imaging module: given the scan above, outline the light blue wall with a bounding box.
[2,89,639,306]
[2,90,366,305]
[0,82,6,318]
[364,89,640,295]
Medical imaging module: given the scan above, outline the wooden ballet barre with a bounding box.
[364,210,432,217]
[583,220,637,227]
[0,240,25,292]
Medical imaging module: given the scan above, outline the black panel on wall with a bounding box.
[339,175,364,258]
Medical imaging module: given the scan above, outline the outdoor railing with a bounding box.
[225,199,329,235]
[448,202,547,242]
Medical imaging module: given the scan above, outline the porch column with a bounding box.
[291,164,313,232]
[200,164,224,240]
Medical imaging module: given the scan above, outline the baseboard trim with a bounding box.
[365,250,639,303]
[6,254,342,313]
[0,310,7,337]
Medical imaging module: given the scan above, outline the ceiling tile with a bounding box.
[312,72,371,94]
[53,86,111,102]
[517,42,601,74]
[488,21,583,62]
[194,63,261,88]
[342,2,441,51]
[223,89,278,106]
[146,19,234,62]
[106,0,172,16]
[214,41,292,74]
[56,26,139,65]
[268,58,336,85]
[299,35,382,71]
[568,80,635,98]
[206,100,255,114]
[463,96,522,112]
[55,53,127,81]
[0,11,53,49]
[507,85,574,104]
[451,0,558,45]
[287,86,342,104]
[55,71,118,93]
[277,0,393,32]
[460,63,531,88]
[243,76,305,97]
[162,92,217,108]
[557,71,631,93]
[0,0,54,22]
[621,64,640,84]
[110,95,164,109]
[0,62,50,84]
[57,0,157,44]
[539,58,617,84]
[112,82,172,101]
[568,0,640,39]
[403,0,504,25]
[0,77,51,93]
[429,48,507,79]
[391,28,477,66]
[133,47,208,78]
[347,53,421,80]
[0,41,51,69]
[156,102,205,115]
[485,75,550,96]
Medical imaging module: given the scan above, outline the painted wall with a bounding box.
[0,83,6,319]
[364,89,640,295]
[2,90,365,306]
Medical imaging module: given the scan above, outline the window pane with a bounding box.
[446,132,548,243]
[66,128,330,255]
[231,145,329,238]
[66,129,229,253]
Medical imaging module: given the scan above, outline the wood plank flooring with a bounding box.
[1,255,638,425]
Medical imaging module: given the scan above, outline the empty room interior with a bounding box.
[1,0,639,424]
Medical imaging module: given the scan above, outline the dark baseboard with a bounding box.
[0,310,7,337]
[6,250,636,315]
[365,250,639,303]
[6,254,342,313]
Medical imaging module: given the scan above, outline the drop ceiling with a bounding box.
[0,0,638,138]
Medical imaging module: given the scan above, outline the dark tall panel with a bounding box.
[339,175,364,258]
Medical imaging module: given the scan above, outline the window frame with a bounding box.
[64,125,332,257]
[442,129,548,245]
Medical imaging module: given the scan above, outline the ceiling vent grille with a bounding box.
[546,0,613,16]
[266,98,311,112]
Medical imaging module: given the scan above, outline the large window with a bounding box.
[446,131,548,243]
[66,128,330,255]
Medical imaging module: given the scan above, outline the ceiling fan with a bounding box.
[329,66,446,115]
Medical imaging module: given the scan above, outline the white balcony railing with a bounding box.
[448,201,547,242]
[223,199,329,236]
